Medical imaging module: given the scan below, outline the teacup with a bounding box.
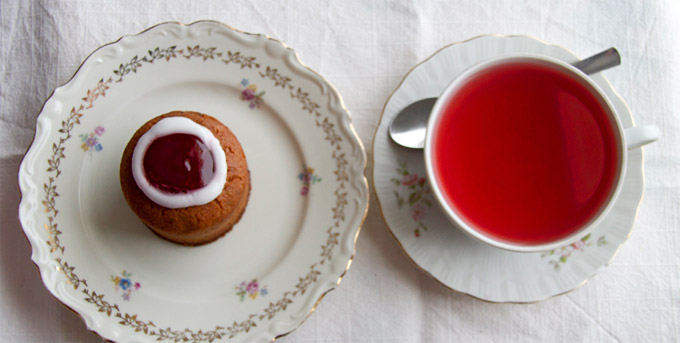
[424,54,659,252]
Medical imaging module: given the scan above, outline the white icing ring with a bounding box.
[131,117,228,209]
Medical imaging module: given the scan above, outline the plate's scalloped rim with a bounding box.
[371,34,644,303]
[18,20,368,342]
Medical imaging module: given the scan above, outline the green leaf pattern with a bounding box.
[391,161,432,237]
[542,234,607,271]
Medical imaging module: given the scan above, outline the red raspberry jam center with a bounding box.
[143,133,215,193]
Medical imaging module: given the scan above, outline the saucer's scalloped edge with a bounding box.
[18,20,368,342]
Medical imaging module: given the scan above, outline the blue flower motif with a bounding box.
[119,278,132,290]
[95,144,103,152]
[260,288,268,296]
[241,78,249,87]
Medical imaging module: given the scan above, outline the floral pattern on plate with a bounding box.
[240,78,265,109]
[111,270,141,301]
[298,166,322,196]
[79,126,105,153]
[235,279,268,301]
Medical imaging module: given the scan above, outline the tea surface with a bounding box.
[433,62,619,244]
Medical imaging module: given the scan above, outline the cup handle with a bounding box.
[624,125,660,150]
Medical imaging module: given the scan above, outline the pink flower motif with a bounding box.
[134,282,141,290]
[94,126,105,136]
[246,280,259,294]
[241,88,255,101]
[300,186,309,196]
[402,174,419,186]
[235,279,267,301]
[571,240,586,251]
[411,203,425,222]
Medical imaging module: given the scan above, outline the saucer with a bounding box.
[19,21,368,342]
[372,35,644,303]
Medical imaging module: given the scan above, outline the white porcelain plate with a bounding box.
[372,35,644,303]
[19,21,368,342]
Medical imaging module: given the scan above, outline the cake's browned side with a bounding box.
[120,111,250,246]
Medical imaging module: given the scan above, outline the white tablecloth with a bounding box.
[2,1,678,342]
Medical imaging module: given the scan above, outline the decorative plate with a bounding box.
[372,35,644,303]
[18,21,368,342]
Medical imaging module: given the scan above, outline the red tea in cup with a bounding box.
[430,61,620,245]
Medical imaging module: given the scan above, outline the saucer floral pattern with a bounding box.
[541,234,607,271]
[391,161,433,237]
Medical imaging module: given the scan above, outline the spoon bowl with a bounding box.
[388,98,437,150]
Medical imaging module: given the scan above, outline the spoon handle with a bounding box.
[572,47,621,75]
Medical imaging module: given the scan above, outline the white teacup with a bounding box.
[424,54,659,253]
